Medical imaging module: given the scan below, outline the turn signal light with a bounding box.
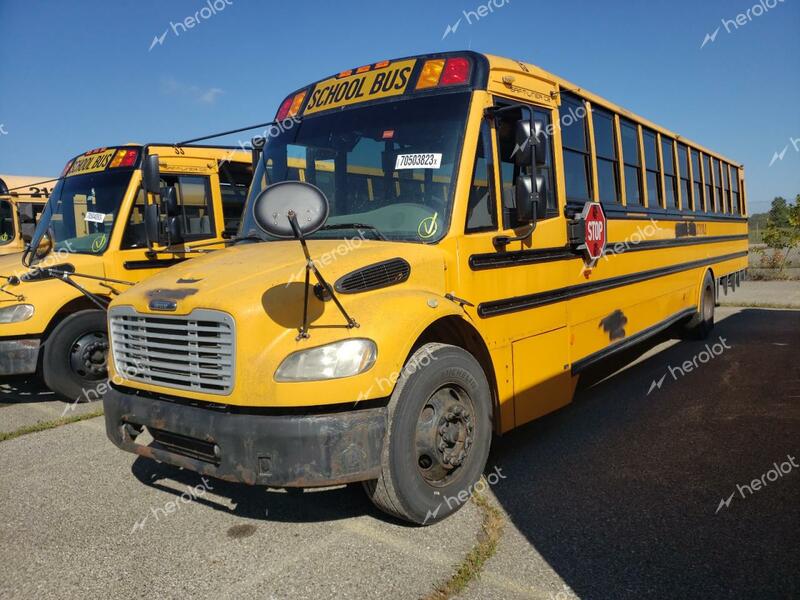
[416,59,445,89]
[110,149,139,168]
[276,90,308,121]
[416,57,471,90]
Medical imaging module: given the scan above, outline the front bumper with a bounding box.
[0,339,40,376]
[103,386,388,487]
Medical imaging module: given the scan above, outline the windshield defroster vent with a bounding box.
[335,258,411,294]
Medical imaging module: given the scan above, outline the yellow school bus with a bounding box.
[0,145,252,400]
[99,52,747,524]
[0,175,54,256]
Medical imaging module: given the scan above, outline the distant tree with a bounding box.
[767,197,790,228]
[762,194,800,269]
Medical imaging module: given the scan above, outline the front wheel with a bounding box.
[363,343,493,525]
[43,309,109,401]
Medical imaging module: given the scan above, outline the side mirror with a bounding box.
[20,223,36,243]
[164,186,180,218]
[514,120,533,167]
[252,181,330,239]
[18,203,35,223]
[251,135,265,171]
[142,154,162,196]
[167,216,184,245]
[144,203,163,247]
[513,119,548,168]
[514,174,548,224]
[515,175,534,222]
[533,119,547,166]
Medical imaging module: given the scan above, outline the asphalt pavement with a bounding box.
[1,306,798,599]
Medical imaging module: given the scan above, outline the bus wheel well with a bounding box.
[408,316,499,432]
[43,297,109,341]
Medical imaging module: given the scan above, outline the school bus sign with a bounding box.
[304,59,416,115]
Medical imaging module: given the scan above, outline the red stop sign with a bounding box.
[582,202,607,261]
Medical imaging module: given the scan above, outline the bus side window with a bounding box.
[0,200,13,243]
[496,104,557,229]
[465,121,497,232]
[122,175,216,249]
[218,161,253,235]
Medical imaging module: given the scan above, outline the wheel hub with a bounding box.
[69,332,109,381]
[415,385,475,486]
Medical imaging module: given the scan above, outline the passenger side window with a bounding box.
[218,161,253,236]
[620,119,643,207]
[702,154,714,212]
[122,174,216,249]
[713,159,724,214]
[560,94,592,204]
[691,149,704,211]
[662,138,678,209]
[592,108,620,205]
[465,122,497,232]
[642,129,662,208]
[730,166,741,215]
[496,103,557,228]
[678,144,691,211]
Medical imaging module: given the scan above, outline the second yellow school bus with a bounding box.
[98,52,748,524]
[0,175,54,256]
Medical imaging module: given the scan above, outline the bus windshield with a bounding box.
[240,92,471,243]
[0,199,14,245]
[32,170,134,255]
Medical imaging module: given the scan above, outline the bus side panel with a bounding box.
[512,326,576,427]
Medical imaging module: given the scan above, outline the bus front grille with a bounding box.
[109,307,235,395]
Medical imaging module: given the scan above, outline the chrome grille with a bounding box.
[109,306,235,395]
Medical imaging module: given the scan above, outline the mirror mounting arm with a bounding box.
[287,211,359,340]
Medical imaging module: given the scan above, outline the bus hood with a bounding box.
[112,239,448,317]
[0,252,107,336]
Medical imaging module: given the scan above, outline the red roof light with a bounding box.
[440,57,471,86]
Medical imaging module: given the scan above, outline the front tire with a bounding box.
[43,309,109,401]
[363,343,492,525]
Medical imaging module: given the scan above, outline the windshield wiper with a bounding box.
[319,223,387,241]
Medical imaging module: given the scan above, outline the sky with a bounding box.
[0,0,798,214]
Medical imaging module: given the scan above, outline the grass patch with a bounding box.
[424,489,505,600]
[720,301,799,309]
[0,408,104,443]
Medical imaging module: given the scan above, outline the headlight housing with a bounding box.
[0,304,35,324]
[275,339,377,382]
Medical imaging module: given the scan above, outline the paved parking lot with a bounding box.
[1,306,798,599]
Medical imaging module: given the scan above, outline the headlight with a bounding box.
[275,339,377,382]
[0,304,35,324]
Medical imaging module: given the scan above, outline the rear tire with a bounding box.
[43,309,109,402]
[682,271,715,340]
[363,343,492,525]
